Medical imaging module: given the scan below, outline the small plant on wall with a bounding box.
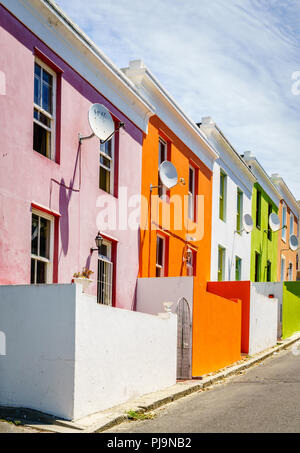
[73,268,94,279]
[73,268,94,292]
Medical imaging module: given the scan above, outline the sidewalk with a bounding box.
[2,333,300,434]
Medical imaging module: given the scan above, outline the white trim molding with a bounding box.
[122,60,219,171]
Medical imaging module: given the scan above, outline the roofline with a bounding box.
[198,120,256,184]
[122,61,219,165]
[241,153,281,203]
[41,0,155,115]
[271,174,300,218]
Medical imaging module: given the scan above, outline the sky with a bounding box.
[56,0,300,200]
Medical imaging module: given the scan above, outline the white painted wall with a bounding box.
[249,284,278,355]
[73,288,177,419]
[136,277,194,318]
[0,284,76,419]
[210,159,253,282]
[252,282,283,339]
[0,284,177,420]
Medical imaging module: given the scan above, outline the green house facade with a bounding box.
[242,152,281,282]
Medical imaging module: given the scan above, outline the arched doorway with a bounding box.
[176,297,192,379]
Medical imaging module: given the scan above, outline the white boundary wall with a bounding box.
[136,277,194,318]
[0,284,177,420]
[252,282,283,339]
[249,284,278,355]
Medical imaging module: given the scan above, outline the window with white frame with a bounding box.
[99,136,114,194]
[282,203,287,241]
[186,248,195,276]
[289,262,293,281]
[97,240,113,305]
[156,235,166,277]
[188,166,195,221]
[218,245,226,281]
[158,138,167,199]
[290,212,294,237]
[33,59,56,160]
[281,256,286,281]
[31,210,54,284]
[235,256,242,281]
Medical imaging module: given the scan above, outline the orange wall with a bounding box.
[277,200,298,281]
[207,281,251,354]
[192,280,242,376]
[139,115,213,281]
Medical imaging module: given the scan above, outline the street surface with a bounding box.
[106,347,300,433]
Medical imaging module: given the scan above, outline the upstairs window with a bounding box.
[188,166,196,221]
[235,256,242,281]
[268,203,273,241]
[290,213,294,236]
[219,171,227,221]
[218,245,226,281]
[255,252,261,282]
[236,189,243,233]
[281,256,286,281]
[266,260,272,282]
[282,203,287,241]
[33,60,56,159]
[158,138,167,199]
[256,190,261,229]
[99,136,114,194]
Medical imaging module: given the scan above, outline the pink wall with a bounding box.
[0,6,143,310]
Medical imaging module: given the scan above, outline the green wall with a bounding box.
[282,282,300,339]
[250,183,278,282]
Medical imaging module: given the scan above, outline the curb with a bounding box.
[24,333,300,433]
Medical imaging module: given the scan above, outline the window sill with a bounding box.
[33,149,60,166]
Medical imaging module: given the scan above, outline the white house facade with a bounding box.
[199,117,256,282]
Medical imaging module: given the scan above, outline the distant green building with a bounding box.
[242,152,281,282]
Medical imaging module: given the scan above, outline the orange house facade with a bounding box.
[122,61,217,283]
[139,115,214,282]
[271,175,299,281]
[123,61,243,377]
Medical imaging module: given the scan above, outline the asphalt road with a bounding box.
[106,347,300,433]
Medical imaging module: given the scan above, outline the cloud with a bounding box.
[56,0,300,199]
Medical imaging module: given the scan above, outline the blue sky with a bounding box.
[56,0,300,199]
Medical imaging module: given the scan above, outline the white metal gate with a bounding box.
[176,297,192,379]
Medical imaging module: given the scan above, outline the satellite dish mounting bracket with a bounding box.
[79,121,125,145]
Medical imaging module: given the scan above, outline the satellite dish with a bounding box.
[269,213,281,232]
[159,161,178,189]
[289,234,299,252]
[242,214,254,233]
[88,103,115,142]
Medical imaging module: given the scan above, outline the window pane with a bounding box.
[189,168,194,194]
[156,237,164,266]
[159,140,166,165]
[34,71,41,106]
[99,166,110,193]
[101,139,112,158]
[42,79,53,114]
[100,155,111,169]
[31,214,39,255]
[39,217,50,259]
[31,258,36,284]
[33,122,51,157]
[36,260,47,284]
[97,258,113,305]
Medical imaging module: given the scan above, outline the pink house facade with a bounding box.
[0,0,154,310]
